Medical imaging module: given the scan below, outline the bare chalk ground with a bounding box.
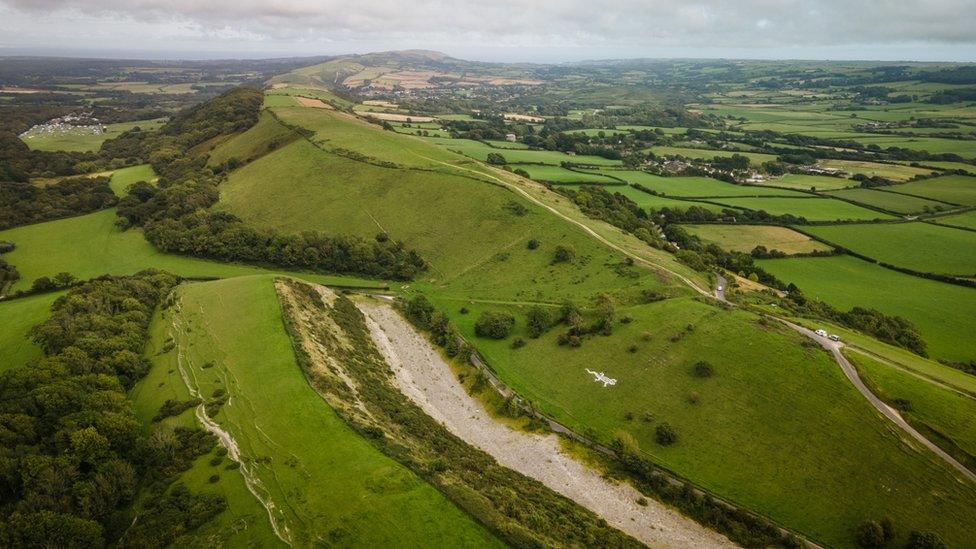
[357,299,736,549]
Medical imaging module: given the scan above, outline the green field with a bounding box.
[108,164,156,196]
[605,170,806,198]
[759,254,976,362]
[825,187,953,214]
[708,196,893,221]
[851,136,976,159]
[428,294,976,547]
[0,291,61,372]
[130,276,499,546]
[207,110,300,166]
[759,174,856,191]
[564,184,736,213]
[516,164,623,183]
[886,175,976,206]
[818,160,936,182]
[803,222,976,276]
[425,137,624,166]
[933,210,976,230]
[0,208,386,293]
[683,224,832,254]
[20,118,165,152]
[649,146,778,165]
[847,351,976,462]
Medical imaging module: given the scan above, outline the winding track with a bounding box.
[422,155,976,485]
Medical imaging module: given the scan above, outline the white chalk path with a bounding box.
[356,299,736,549]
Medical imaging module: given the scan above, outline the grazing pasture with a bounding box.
[758,254,976,362]
[430,294,976,548]
[683,224,831,254]
[824,187,953,214]
[563,184,735,213]
[708,196,893,221]
[886,175,976,206]
[431,138,624,166]
[649,146,778,165]
[207,111,300,167]
[803,222,976,276]
[136,276,500,546]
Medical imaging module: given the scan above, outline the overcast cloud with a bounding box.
[1,0,975,62]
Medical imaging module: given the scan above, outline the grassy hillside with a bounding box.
[0,208,386,293]
[427,294,976,547]
[804,222,976,276]
[131,276,499,546]
[206,110,300,167]
[759,254,976,362]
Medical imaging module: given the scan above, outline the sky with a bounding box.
[1,0,975,63]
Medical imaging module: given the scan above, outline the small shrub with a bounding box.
[525,306,554,338]
[905,530,944,549]
[486,152,507,165]
[208,474,220,484]
[893,398,912,412]
[636,497,648,507]
[693,361,714,378]
[854,520,886,548]
[552,244,576,264]
[628,344,638,353]
[655,423,677,446]
[687,392,700,405]
[624,411,634,421]
[375,232,389,242]
[527,238,539,250]
[474,312,515,339]
[641,412,654,423]
[641,331,653,341]
[511,337,526,349]
[620,316,633,324]
[459,306,469,314]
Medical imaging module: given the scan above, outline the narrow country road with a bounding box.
[415,151,976,486]
[357,298,738,549]
[714,273,727,302]
[775,318,976,484]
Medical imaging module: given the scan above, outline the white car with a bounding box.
[829,334,841,342]
[716,285,724,292]
[815,329,828,337]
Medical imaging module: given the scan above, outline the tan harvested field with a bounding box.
[294,96,333,109]
[683,224,832,254]
[504,113,545,122]
[362,100,399,108]
[343,68,541,90]
[355,110,435,122]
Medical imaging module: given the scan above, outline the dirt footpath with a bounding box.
[356,299,736,549]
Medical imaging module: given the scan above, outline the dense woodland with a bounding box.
[0,271,222,547]
[0,176,117,230]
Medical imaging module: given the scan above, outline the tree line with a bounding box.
[0,176,117,230]
[0,271,225,547]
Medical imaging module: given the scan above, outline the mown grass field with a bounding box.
[517,164,623,184]
[683,224,831,254]
[426,294,976,548]
[804,222,976,275]
[886,175,976,206]
[708,196,893,221]
[824,187,953,214]
[0,208,387,293]
[20,118,165,152]
[0,291,61,373]
[759,174,856,191]
[847,351,976,463]
[563,184,735,213]
[758,254,976,362]
[136,276,500,546]
[817,160,936,182]
[605,170,806,198]
[851,135,976,159]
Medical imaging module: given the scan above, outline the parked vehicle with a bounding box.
[815,329,828,337]
[829,334,841,342]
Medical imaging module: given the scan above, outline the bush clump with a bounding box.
[655,423,678,446]
[525,306,554,338]
[552,244,576,264]
[474,312,515,339]
[693,360,714,378]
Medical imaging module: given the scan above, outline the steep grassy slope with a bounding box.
[430,294,976,547]
[206,110,300,167]
[212,97,976,546]
[134,276,501,546]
